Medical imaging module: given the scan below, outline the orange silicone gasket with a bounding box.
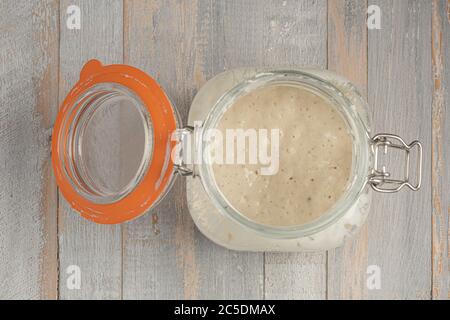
[52,60,177,224]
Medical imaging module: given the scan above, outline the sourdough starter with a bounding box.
[212,84,353,227]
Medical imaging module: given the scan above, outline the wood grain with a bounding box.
[327,0,369,299]
[122,0,196,299]
[431,0,450,300]
[263,0,328,300]
[367,0,432,299]
[0,0,440,300]
[58,0,123,299]
[0,0,58,299]
[122,0,264,299]
[191,0,266,299]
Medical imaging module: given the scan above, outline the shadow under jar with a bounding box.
[52,60,422,251]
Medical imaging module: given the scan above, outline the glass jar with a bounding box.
[52,60,422,251]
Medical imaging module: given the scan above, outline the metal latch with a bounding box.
[368,133,423,193]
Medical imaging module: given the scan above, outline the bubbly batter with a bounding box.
[212,84,353,227]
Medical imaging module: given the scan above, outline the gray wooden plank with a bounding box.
[263,0,328,300]
[327,0,369,299]
[122,0,264,299]
[193,0,267,299]
[58,0,123,299]
[368,0,432,299]
[431,0,450,300]
[0,0,58,299]
[122,0,195,299]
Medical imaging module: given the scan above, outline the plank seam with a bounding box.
[56,0,61,300]
[325,0,329,301]
[121,0,126,301]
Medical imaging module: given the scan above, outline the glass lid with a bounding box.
[52,60,178,224]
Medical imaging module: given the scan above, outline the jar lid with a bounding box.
[52,60,178,224]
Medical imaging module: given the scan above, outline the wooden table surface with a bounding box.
[0,0,448,299]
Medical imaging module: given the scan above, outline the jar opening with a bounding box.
[198,70,370,239]
[60,83,153,204]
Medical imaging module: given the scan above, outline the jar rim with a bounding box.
[196,70,371,239]
[52,60,179,224]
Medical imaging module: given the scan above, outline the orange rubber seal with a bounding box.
[52,60,177,224]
